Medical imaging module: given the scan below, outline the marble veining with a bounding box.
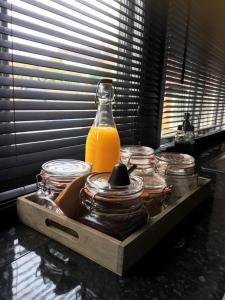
[1,143,225,299]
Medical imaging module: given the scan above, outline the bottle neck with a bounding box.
[93,100,115,127]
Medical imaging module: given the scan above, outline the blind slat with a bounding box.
[0,64,141,89]
[0,52,140,82]
[0,99,139,111]
[0,116,138,134]
[0,39,141,76]
[0,25,141,68]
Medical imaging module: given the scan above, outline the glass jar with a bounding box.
[164,173,198,199]
[175,113,195,146]
[155,152,197,199]
[120,145,171,217]
[120,145,154,166]
[36,159,92,211]
[142,186,172,217]
[77,172,147,240]
[155,152,195,176]
[135,169,172,217]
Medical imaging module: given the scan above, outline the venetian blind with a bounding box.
[0,0,147,201]
[161,0,225,139]
[0,0,170,204]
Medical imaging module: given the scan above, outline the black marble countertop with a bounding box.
[1,143,225,300]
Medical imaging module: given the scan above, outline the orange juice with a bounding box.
[85,126,120,172]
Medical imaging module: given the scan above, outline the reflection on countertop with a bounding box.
[1,143,225,300]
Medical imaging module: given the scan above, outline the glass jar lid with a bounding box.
[120,145,154,165]
[86,172,143,199]
[42,159,91,179]
[155,152,195,175]
[143,172,166,190]
[121,145,154,157]
[155,152,194,165]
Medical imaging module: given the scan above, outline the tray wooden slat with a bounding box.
[17,177,211,275]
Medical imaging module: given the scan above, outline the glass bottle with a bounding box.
[175,113,195,154]
[85,79,120,172]
[175,125,184,144]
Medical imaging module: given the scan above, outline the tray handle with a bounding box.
[45,218,79,240]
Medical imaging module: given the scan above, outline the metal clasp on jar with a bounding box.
[162,185,173,206]
[36,173,46,191]
[36,173,53,194]
[79,186,98,212]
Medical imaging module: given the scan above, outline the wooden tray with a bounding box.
[17,177,211,276]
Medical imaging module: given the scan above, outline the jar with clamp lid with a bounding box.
[120,145,172,217]
[77,172,147,240]
[155,152,198,199]
[36,159,92,212]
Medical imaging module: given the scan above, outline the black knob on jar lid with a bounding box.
[108,163,130,188]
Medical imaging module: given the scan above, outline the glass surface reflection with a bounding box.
[9,244,99,300]
[0,225,101,300]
